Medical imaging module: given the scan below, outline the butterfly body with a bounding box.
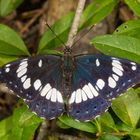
[0,52,140,121]
[63,50,73,98]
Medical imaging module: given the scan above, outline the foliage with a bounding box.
[0,0,140,140]
[0,101,43,140]
[0,0,23,17]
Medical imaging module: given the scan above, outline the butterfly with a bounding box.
[0,48,140,121]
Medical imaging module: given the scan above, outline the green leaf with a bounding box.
[58,115,97,133]
[114,20,140,39]
[129,128,140,138]
[38,0,118,54]
[0,103,43,140]
[0,0,23,17]
[80,0,118,28]
[37,49,63,55]
[11,104,43,140]
[57,120,71,129]
[125,0,140,17]
[116,123,133,132]
[112,89,140,128]
[130,136,140,140]
[99,134,121,140]
[0,24,30,56]
[0,117,12,138]
[91,34,140,63]
[0,54,18,66]
[38,12,74,54]
[99,112,118,132]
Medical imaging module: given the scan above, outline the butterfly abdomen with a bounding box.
[62,55,74,99]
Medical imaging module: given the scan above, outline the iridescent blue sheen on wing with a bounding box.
[68,54,140,121]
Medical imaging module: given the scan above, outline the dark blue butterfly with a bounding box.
[0,51,140,121]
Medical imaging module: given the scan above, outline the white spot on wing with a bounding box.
[130,62,136,65]
[108,76,116,88]
[46,89,52,100]
[17,62,28,73]
[112,67,123,76]
[23,78,31,89]
[69,91,76,104]
[83,85,93,99]
[81,90,87,101]
[112,59,121,64]
[5,64,10,67]
[51,88,57,102]
[17,68,27,78]
[88,83,99,97]
[34,79,42,90]
[132,66,136,71]
[96,59,100,66]
[75,89,82,103]
[96,79,105,90]
[111,57,118,60]
[112,74,119,81]
[5,68,10,73]
[112,60,123,71]
[19,61,27,66]
[38,60,42,67]
[21,75,27,83]
[57,91,63,103]
[40,83,51,96]
[131,61,137,71]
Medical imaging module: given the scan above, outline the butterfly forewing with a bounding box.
[68,54,140,121]
[0,55,64,119]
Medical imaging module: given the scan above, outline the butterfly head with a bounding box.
[64,47,72,55]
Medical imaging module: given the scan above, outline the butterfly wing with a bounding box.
[0,55,64,119]
[68,54,140,121]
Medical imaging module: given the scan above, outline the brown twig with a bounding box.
[66,0,86,48]
[20,9,44,35]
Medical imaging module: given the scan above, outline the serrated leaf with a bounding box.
[0,24,30,56]
[91,35,140,63]
[59,115,97,133]
[80,0,118,28]
[0,0,23,17]
[125,0,140,17]
[112,89,140,128]
[114,20,140,39]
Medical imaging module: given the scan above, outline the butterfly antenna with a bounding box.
[46,23,67,48]
[71,24,95,48]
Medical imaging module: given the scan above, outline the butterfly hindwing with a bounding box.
[68,54,140,121]
[0,55,64,119]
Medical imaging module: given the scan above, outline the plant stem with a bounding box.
[66,0,86,48]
